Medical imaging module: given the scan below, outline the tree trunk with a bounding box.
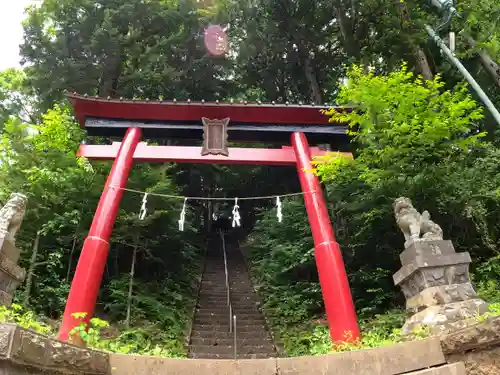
[98,24,129,97]
[414,48,434,81]
[114,249,120,277]
[395,0,434,81]
[465,35,500,88]
[99,50,124,97]
[303,55,323,104]
[66,235,78,283]
[23,232,40,306]
[334,5,360,59]
[125,238,138,329]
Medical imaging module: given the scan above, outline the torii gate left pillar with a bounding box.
[57,128,360,344]
[57,127,142,342]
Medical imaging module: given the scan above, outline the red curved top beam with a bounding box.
[67,93,350,128]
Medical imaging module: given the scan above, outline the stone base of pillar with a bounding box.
[393,239,488,335]
[0,235,26,306]
[402,299,489,335]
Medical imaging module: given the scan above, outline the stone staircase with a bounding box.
[188,234,277,359]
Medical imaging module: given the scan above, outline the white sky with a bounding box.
[0,0,35,71]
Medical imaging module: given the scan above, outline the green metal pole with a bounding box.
[425,25,500,126]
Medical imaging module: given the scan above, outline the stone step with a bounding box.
[202,270,228,273]
[190,330,272,340]
[203,263,227,265]
[201,280,252,285]
[197,291,255,295]
[197,298,258,303]
[199,292,257,302]
[197,297,256,302]
[197,297,257,303]
[187,352,276,359]
[189,344,274,355]
[199,286,253,290]
[195,312,265,320]
[203,274,250,277]
[200,284,253,288]
[193,316,266,325]
[190,323,267,332]
[196,300,257,306]
[192,318,266,326]
[198,294,256,299]
[195,304,260,311]
[196,303,259,310]
[190,337,274,346]
[195,305,260,312]
[206,269,249,272]
[196,304,262,315]
[192,323,268,331]
[196,300,258,306]
[199,288,255,293]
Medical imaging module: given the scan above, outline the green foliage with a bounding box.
[0,304,53,335]
[313,65,500,313]
[246,199,320,325]
[70,313,184,357]
[1,106,92,317]
[104,274,198,354]
[0,68,37,127]
[319,64,485,186]
[277,310,410,356]
[246,64,500,356]
[246,199,414,355]
[21,0,233,112]
[13,253,71,315]
[0,102,203,352]
[459,0,500,61]
[474,303,500,323]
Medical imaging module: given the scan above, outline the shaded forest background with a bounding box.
[0,0,500,356]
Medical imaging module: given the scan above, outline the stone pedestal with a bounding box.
[0,234,25,305]
[393,239,488,335]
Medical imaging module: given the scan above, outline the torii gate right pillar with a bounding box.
[291,132,360,343]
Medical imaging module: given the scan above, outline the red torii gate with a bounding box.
[58,94,360,344]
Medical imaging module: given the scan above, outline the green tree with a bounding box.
[21,0,233,112]
[312,64,498,311]
[0,68,37,128]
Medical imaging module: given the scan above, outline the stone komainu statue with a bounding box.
[0,193,28,244]
[393,197,443,242]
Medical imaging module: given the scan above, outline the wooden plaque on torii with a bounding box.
[201,117,230,156]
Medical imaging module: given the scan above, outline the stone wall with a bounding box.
[9,319,500,375]
[0,324,468,375]
[441,316,500,375]
[0,323,108,375]
[4,317,500,375]
[109,337,464,374]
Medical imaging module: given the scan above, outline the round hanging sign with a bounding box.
[204,25,228,56]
